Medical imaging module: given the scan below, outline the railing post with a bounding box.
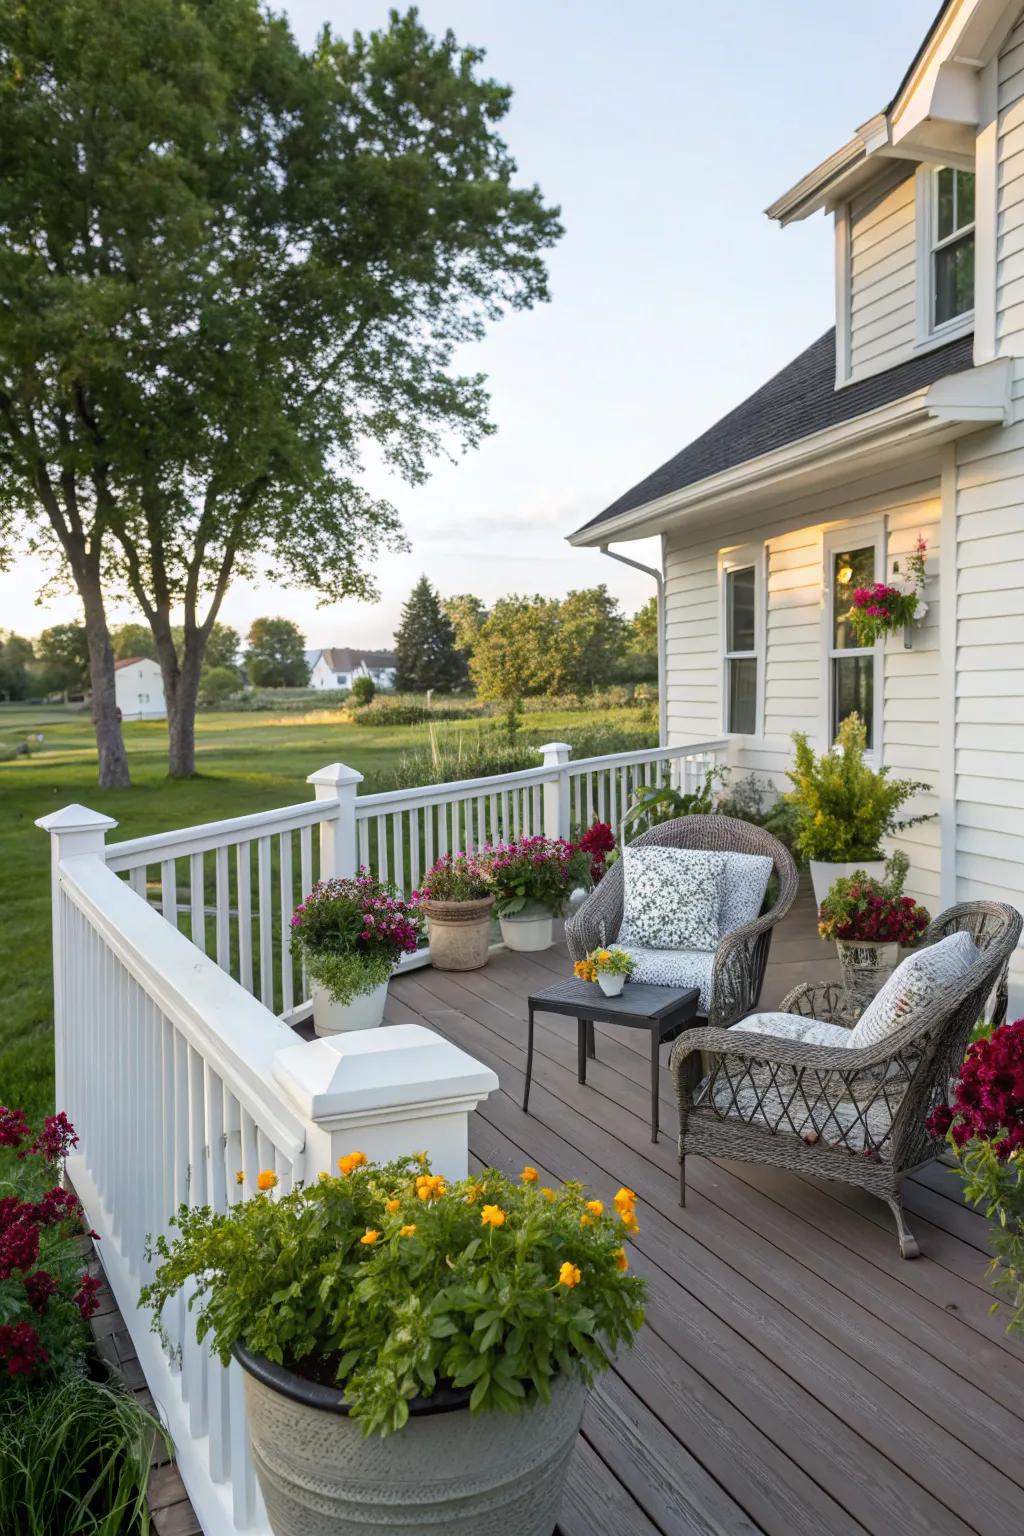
[35,804,118,1114]
[538,742,572,840]
[307,761,363,878]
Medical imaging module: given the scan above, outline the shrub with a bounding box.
[477,837,592,917]
[351,675,376,707]
[715,770,799,850]
[290,874,423,1003]
[817,853,930,944]
[140,1156,646,1437]
[620,767,718,842]
[198,665,241,707]
[785,714,931,863]
[414,853,490,903]
[928,1020,1024,1335]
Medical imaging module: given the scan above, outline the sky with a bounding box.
[0,0,941,650]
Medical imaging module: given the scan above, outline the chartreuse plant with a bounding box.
[140,1156,646,1437]
[785,714,931,863]
[574,947,634,983]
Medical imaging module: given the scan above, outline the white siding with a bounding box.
[848,171,917,381]
[998,14,1024,355]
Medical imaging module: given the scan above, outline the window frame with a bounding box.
[820,523,885,760]
[915,163,975,350]
[719,544,765,740]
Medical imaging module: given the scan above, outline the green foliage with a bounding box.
[953,1138,1024,1334]
[470,589,630,702]
[0,633,36,702]
[34,624,90,696]
[394,578,468,694]
[816,852,930,945]
[376,720,659,792]
[351,675,376,707]
[0,1375,167,1536]
[477,837,592,918]
[140,1157,645,1438]
[715,770,799,850]
[350,699,481,727]
[289,874,422,1004]
[620,768,718,842]
[109,625,157,663]
[197,667,241,708]
[441,594,487,658]
[245,619,310,689]
[785,714,931,863]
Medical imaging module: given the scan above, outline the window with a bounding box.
[931,167,974,328]
[722,552,762,736]
[826,539,879,749]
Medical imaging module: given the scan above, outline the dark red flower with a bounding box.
[0,1106,30,1150]
[30,1111,78,1163]
[34,1185,82,1228]
[0,1321,48,1376]
[23,1269,58,1315]
[73,1271,103,1319]
[941,1020,1024,1152]
[0,1216,40,1280]
[926,1103,953,1138]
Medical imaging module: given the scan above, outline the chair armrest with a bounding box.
[778,981,851,1026]
[669,1025,865,1077]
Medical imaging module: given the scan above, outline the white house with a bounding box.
[307,647,397,691]
[113,656,165,719]
[570,0,1024,1012]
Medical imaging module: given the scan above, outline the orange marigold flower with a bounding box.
[585,1199,603,1216]
[613,1247,629,1272]
[613,1186,637,1215]
[558,1262,582,1288]
[360,1229,380,1246]
[521,1166,539,1183]
[256,1169,278,1192]
[415,1174,446,1201]
[399,1224,417,1238]
[385,1198,401,1214]
[540,1187,558,1202]
[619,1209,640,1234]
[337,1151,368,1178]
[235,1171,245,1186]
[580,1214,593,1228]
[318,1171,330,1182]
[480,1204,506,1227]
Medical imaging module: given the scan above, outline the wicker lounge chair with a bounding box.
[669,900,1022,1257]
[565,814,799,1030]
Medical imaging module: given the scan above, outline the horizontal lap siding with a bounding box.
[999,18,1024,354]
[664,542,720,745]
[849,172,917,382]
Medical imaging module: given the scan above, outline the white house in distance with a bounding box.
[308,647,397,691]
[570,0,1024,1012]
[113,656,165,719]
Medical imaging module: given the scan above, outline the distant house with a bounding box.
[114,657,165,720]
[308,647,397,692]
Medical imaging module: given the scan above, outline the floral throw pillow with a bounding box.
[618,846,725,952]
[849,929,980,1048]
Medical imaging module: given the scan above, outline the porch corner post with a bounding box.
[307,761,363,879]
[538,742,572,840]
[34,804,118,1115]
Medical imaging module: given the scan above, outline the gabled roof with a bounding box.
[572,328,975,537]
[113,656,155,670]
[316,647,396,673]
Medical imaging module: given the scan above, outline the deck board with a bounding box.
[389,884,1024,1536]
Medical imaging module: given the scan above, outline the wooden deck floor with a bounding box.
[388,882,1024,1536]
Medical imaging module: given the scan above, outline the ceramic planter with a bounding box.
[597,972,626,997]
[498,905,555,953]
[312,979,389,1036]
[236,1343,587,1536]
[422,896,494,972]
[835,939,900,1016]
[809,858,887,908]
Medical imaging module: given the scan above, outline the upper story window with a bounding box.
[931,167,974,328]
[721,548,763,737]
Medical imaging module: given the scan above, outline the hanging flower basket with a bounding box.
[847,536,929,647]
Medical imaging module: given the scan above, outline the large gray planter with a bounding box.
[422,896,494,971]
[236,1345,587,1536]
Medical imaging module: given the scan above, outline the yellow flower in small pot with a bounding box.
[574,945,634,998]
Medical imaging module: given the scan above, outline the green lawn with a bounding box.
[0,700,643,1119]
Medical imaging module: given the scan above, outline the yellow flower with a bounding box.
[256,1169,278,1192]
[385,1198,401,1214]
[580,1214,593,1228]
[613,1186,637,1216]
[337,1151,368,1177]
[235,1171,245,1186]
[558,1262,582,1288]
[318,1171,330,1182]
[415,1174,446,1201]
[540,1187,558,1202]
[613,1247,629,1273]
[597,949,611,963]
[585,1199,603,1216]
[399,1224,417,1238]
[619,1209,640,1235]
[415,1151,429,1168]
[481,1204,506,1227]
[521,1166,539,1183]
[360,1229,380,1246]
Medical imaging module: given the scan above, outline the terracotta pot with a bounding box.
[235,1343,587,1536]
[422,896,495,972]
[809,858,887,907]
[312,979,389,1036]
[835,939,900,1016]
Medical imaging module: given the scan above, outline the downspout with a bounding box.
[599,541,667,746]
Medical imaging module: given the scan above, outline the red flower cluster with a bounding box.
[0,1213,40,1280]
[0,1320,49,1376]
[851,582,903,621]
[832,890,929,945]
[23,1269,58,1314]
[0,1106,30,1150]
[31,1111,79,1162]
[927,1018,1024,1158]
[579,821,615,883]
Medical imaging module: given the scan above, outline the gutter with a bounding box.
[598,542,667,747]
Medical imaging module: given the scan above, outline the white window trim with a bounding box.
[719,543,765,740]
[820,523,885,763]
[915,163,975,353]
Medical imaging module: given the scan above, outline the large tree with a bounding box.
[469,596,557,703]
[394,577,467,694]
[245,617,309,689]
[0,2,560,781]
[35,622,90,695]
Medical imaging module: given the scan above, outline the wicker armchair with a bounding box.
[669,900,1022,1258]
[565,815,799,1030]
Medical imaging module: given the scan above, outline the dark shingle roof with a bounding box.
[576,327,974,535]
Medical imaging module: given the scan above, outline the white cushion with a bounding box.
[728,1012,853,1048]
[620,947,714,1012]
[719,853,773,935]
[619,845,725,951]
[848,930,980,1048]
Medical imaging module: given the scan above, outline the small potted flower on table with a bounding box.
[574,945,635,997]
[291,872,422,1035]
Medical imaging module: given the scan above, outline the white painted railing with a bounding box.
[38,804,498,1536]
[102,738,726,1024]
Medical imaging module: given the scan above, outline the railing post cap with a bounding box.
[307,762,364,789]
[35,803,119,835]
[536,741,572,756]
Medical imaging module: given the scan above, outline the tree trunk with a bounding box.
[78,565,131,788]
[166,646,203,778]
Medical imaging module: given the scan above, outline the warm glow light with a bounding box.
[836,559,854,585]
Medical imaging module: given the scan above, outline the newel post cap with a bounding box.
[35,803,119,837]
[536,741,572,760]
[306,762,364,790]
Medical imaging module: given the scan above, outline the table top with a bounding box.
[527,976,700,1022]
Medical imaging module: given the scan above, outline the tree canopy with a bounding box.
[469,586,636,700]
[245,617,309,688]
[394,577,468,693]
[35,623,90,694]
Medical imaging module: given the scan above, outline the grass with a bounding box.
[0,699,652,1120]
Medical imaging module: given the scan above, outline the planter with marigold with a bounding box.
[574,945,635,997]
[141,1155,646,1536]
